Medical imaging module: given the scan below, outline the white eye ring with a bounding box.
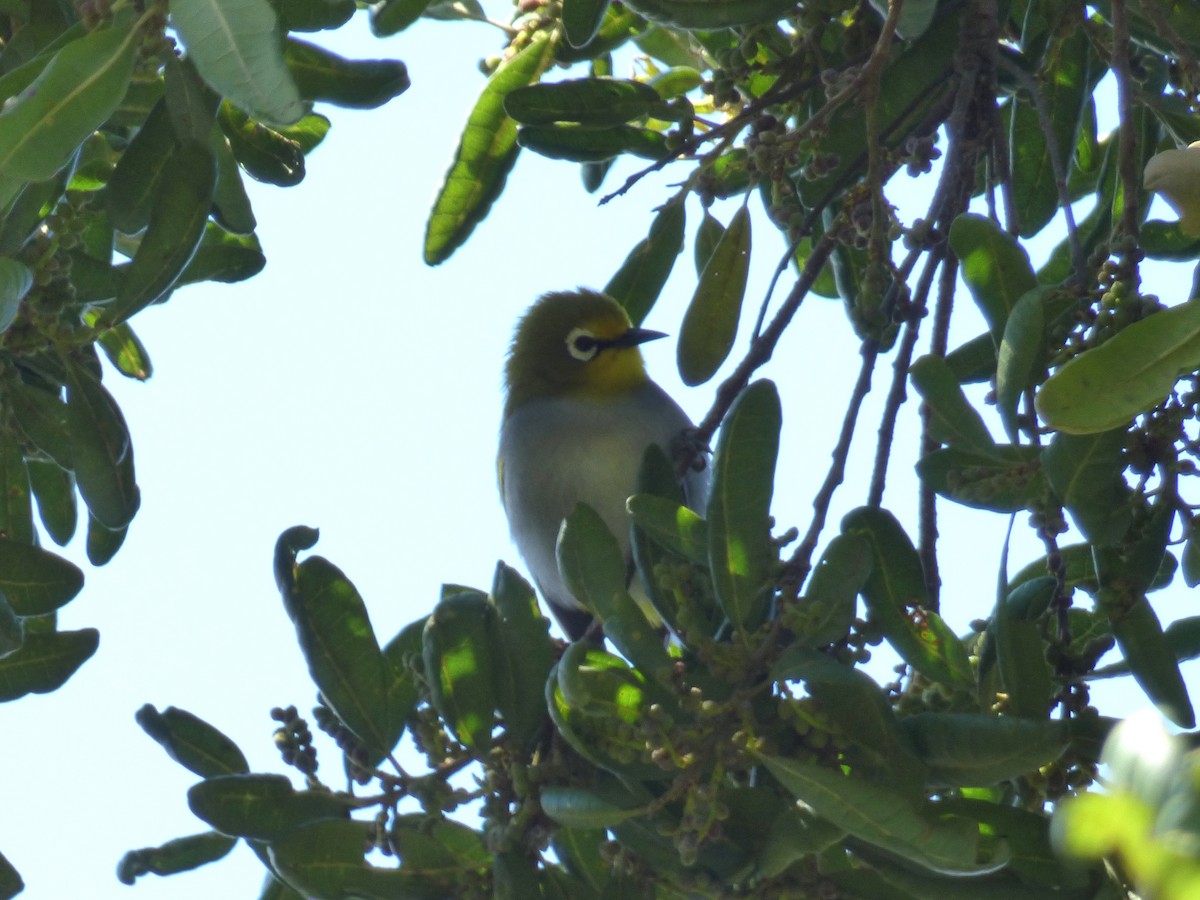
[566,327,600,362]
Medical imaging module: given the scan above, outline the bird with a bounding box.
[498,289,707,641]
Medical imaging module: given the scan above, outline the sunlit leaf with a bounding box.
[170,0,305,127]
[1037,300,1200,434]
[424,31,557,265]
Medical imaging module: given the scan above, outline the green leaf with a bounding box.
[795,533,871,646]
[219,102,305,187]
[505,77,670,126]
[85,513,127,566]
[164,53,221,144]
[797,11,958,208]
[97,322,153,381]
[0,627,97,701]
[707,379,778,633]
[490,562,554,749]
[1102,586,1195,729]
[1184,533,1200,588]
[563,0,611,47]
[424,31,557,266]
[175,225,266,287]
[916,445,1047,513]
[106,100,175,234]
[270,0,356,31]
[1008,28,1092,237]
[210,126,256,235]
[869,0,936,37]
[170,0,304,127]
[694,207,725,275]
[516,123,667,162]
[269,819,457,900]
[0,258,32,334]
[0,430,32,546]
[626,493,707,566]
[27,460,76,546]
[949,213,1037,343]
[67,250,118,303]
[275,536,395,758]
[900,714,1069,786]
[422,590,499,752]
[677,205,750,386]
[557,502,674,681]
[993,580,1055,718]
[188,774,350,840]
[284,38,410,110]
[1140,219,1200,261]
[0,169,70,256]
[841,507,973,688]
[273,112,329,153]
[369,0,435,35]
[1092,615,1200,677]
[909,354,996,452]
[1036,300,1200,434]
[9,381,72,468]
[135,704,250,777]
[0,17,138,181]
[493,850,542,900]
[0,597,21,660]
[389,816,490,882]
[62,359,139,530]
[117,832,237,886]
[628,444,718,637]
[0,849,22,899]
[758,754,984,874]
[945,332,997,384]
[621,0,798,30]
[380,616,423,741]
[771,648,924,782]
[0,539,82,616]
[551,645,675,779]
[1009,542,1176,598]
[1042,430,1132,546]
[556,642,645,721]
[540,786,643,828]
[604,192,685,326]
[556,4,642,65]
[104,141,218,326]
[996,287,1047,442]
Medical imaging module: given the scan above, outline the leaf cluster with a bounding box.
[6,0,1200,896]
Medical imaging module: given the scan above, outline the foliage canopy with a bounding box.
[3,0,1200,897]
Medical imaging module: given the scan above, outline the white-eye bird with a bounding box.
[498,289,707,640]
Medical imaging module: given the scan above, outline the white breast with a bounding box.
[499,383,705,613]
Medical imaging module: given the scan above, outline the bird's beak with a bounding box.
[609,327,668,349]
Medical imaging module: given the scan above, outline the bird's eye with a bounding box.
[566,327,600,362]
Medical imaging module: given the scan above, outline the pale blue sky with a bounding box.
[1,11,1194,898]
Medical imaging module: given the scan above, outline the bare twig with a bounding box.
[867,245,944,507]
[693,232,838,447]
[785,340,881,592]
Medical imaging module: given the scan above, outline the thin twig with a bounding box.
[867,245,944,507]
[604,0,913,206]
[693,232,838,446]
[917,250,963,611]
[600,72,823,205]
[785,340,881,592]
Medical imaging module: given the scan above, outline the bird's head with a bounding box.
[503,289,666,416]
